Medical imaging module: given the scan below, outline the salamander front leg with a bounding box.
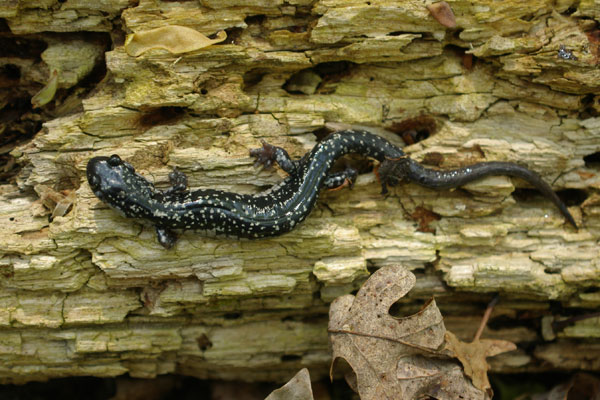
[163,167,188,195]
[249,140,299,174]
[324,167,358,191]
[156,226,178,249]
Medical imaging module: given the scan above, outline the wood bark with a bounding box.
[0,0,599,383]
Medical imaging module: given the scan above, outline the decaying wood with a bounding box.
[0,0,599,384]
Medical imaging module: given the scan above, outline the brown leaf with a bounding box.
[426,1,457,28]
[265,368,314,400]
[532,372,600,400]
[328,265,486,400]
[410,206,441,233]
[443,331,517,395]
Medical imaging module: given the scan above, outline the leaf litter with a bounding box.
[532,373,600,400]
[328,265,516,399]
[125,26,227,56]
[443,331,516,397]
[265,368,314,400]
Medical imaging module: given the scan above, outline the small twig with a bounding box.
[473,294,500,342]
[551,311,600,332]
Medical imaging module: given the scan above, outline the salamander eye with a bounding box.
[108,154,122,166]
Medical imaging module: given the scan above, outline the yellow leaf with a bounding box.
[31,70,59,108]
[125,26,227,56]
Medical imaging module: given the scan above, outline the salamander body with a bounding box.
[86,130,576,248]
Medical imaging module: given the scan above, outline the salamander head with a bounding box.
[86,155,155,217]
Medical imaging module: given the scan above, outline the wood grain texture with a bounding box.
[0,0,599,383]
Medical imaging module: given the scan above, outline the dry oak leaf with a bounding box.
[125,26,227,56]
[443,331,516,396]
[265,368,314,400]
[328,265,486,400]
[426,1,457,28]
[533,372,600,400]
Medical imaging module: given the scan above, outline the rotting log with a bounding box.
[0,0,599,384]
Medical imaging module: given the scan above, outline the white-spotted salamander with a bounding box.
[86,129,577,248]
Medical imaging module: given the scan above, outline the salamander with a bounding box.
[86,129,577,248]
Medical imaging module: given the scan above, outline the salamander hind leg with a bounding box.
[324,167,358,191]
[375,157,409,194]
[156,226,178,249]
[249,140,299,174]
[163,167,188,195]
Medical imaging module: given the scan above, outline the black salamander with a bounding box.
[86,129,577,248]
